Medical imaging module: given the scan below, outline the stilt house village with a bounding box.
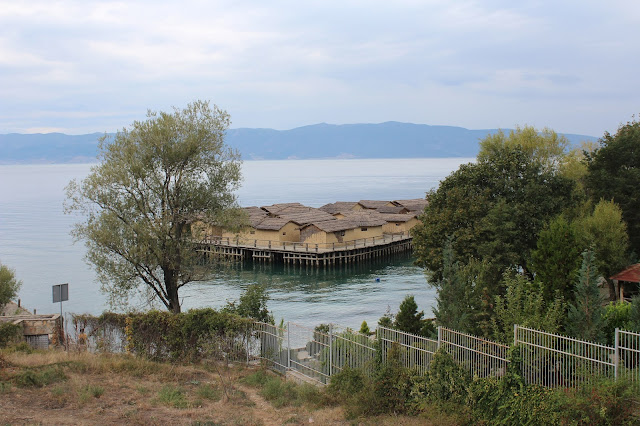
[193,199,427,265]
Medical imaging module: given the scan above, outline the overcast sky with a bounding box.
[1,0,638,136]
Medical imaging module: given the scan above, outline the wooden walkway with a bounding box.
[197,234,412,266]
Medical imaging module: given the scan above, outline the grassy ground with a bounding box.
[0,345,453,425]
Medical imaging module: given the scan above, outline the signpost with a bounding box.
[52,283,69,319]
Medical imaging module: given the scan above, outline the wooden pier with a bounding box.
[197,234,413,266]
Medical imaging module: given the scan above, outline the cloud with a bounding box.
[0,0,639,136]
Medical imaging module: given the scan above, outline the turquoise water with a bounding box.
[0,158,470,328]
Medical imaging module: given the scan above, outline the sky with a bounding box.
[1,0,639,137]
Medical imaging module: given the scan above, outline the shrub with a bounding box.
[0,322,22,348]
[409,348,469,409]
[155,384,188,408]
[15,366,67,388]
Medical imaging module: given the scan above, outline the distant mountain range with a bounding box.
[0,122,598,164]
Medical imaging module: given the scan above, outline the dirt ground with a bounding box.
[0,350,440,426]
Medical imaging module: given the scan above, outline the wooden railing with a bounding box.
[200,232,411,253]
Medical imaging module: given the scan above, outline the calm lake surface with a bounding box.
[0,158,471,328]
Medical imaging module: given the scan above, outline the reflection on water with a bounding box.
[0,159,464,325]
[182,252,435,329]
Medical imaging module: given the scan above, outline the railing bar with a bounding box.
[520,341,615,365]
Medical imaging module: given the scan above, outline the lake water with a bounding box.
[0,158,471,329]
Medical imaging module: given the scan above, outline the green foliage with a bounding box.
[15,366,67,388]
[0,322,22,348]
[560,378,639,426]
[0,262,21,311]
[124,308,251,362]
[529,215,582,304]
[65,100,244,313]
[491,273,565,344]
[224,284,273,324]
[394,295,424,335]
[602,302,633,344]
[196,383,222,401]
[478,125,569,172]
[73,309,250,362]
[586,116,640,254]
[78,384,105,402]
[410,349,469,408]
[629,296,640,332]
[359,321,370,335]
[156,384,188,408]
[377,313,393,328]
[577,199,631,300]
[413,144,576,289]
[244,369,321,408]
[566,250,606,343]
[327,366,366,398]
[432,245,490,335]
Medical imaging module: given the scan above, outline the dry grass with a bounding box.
[0,348,460,425]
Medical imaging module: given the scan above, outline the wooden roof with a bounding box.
[305,220,361,232]
[393,199,428,212]
[278,209,336,225]
[359,200,393,209]
[378,213,417,222]
[319,202,361,214]
[376,205,409,214]
[336,210,387,226]
[260,203,307,214]
[254,217,296,231]
[610,264,640,283]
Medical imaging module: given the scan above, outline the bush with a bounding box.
[410,348,469,408]
[0,322,22,348]
[15,366,67,388]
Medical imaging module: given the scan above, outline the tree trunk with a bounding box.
[164,267,181,313]
[605,278,618,302]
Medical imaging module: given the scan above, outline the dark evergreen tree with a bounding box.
[394,295,424,335]
[566,250,606,343]
[529,215,582,305]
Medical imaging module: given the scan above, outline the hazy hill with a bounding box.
[0,122,598,164]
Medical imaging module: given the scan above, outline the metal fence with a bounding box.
[254,322,640,389]
[516,325,615,387]
[252,322,376,384]
[440,327,510,378]
[378,326,437,375]
[617,329,640,387]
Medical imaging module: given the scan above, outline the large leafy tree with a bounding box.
[0,262,21,311]
[576,199,630,301]
[413,145,575,286]
[66,101,243,313]
[586,117,640,253]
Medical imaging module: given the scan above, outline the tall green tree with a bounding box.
[529,215,582,304]
[576,199,630,301]
[478,125,569,172]
[432,244,490,335]
[65,101,243,313]
[566,250,606,343]
[0,262,21,311]
[413,145,575,285]
[586,117,640,254]
[491,273,565,344]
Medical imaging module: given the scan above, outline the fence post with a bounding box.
[329,324,333,377]
[614,328,619,380]
[437,326,442,350]
[246,326,250,366]
[287,322,291,370]
[514,324,518,346]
